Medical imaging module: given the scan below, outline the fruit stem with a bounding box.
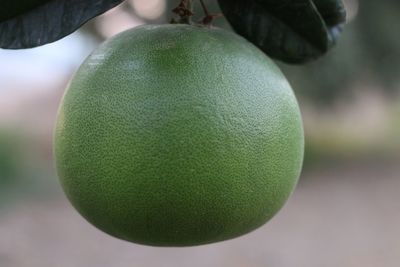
[199,0,209,17]
[171,0,222,26]
[171,0,194,24]
[198,0,222,26]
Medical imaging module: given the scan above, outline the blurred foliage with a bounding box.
[357,1,400,90]
[0,131,26,207]
[0,130,59,208]
[304,132,397,166]
[0,131,23,188]
[280,0,400,104]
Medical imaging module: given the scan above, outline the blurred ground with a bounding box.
[0,161,399,267]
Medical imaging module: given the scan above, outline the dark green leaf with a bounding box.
[0,1,51,22]
[218,0,346,64]
[0,0,125,49]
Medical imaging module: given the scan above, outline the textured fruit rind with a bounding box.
[54,24,304,246]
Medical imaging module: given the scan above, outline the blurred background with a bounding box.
[0,0,399,266]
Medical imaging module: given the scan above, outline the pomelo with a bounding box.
[54,24,304,246]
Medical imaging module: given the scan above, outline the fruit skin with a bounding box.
[54,24,304,247]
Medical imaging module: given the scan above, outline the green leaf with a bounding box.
[0,1,51,22]
[0,0,125,49]
[218,0,346,64]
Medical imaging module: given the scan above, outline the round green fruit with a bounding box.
[54,24,304,247]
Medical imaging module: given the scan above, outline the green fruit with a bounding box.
[54,24,304,247]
